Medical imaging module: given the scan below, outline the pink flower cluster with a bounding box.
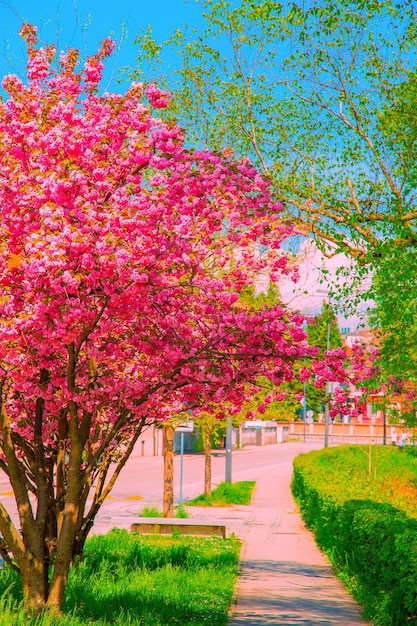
[145,83,171,108]
[0,25,328,463]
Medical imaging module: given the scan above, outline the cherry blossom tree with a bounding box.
[0,24,338,614]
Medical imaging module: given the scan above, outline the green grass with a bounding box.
[187,481,256,507]
[293,444,417,516]
[138,505,164,517]
[138,505,189,518]
[0,528,241,625]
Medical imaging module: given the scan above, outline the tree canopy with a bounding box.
[129,0,417,406]
[130,0,417,261]
[0,23,348,613]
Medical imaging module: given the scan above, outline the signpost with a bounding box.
[225,416,232,483]
[176,420,194,507]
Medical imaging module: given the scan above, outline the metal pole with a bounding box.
[179,431,184,507]
[324,400,329,448]
[303,380,307,443]
[225,416,232,483]
[324,317,331,448]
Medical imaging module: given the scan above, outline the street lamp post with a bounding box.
[303,379,307,443]
[324,316,331,448]
[317,290,332,448]
[225,416,232,483]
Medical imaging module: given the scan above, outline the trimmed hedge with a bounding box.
[292,445,417,625]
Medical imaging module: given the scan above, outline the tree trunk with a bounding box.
[21,556,48,615]
[47,401,84,613]
[163,425,174,517]
[46,496,80,612]
[203,427,212,497]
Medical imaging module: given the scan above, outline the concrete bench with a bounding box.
[131,518,226,538]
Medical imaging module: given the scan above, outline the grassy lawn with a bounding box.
[0,529,241,625]
[187,481,256,507]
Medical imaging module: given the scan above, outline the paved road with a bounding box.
[92,440,324,532]
[0,438,321,532]
[0,440,336,533]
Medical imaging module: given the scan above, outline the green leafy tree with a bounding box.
[358,68,417,400]
[306,303,343,417]
[129,0,417,406]
[129,0,417,262]
[370,251,416,379]
[193,411,225,497]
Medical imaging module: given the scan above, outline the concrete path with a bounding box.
[189,446,371,626]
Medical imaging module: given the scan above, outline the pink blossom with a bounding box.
[274,391,288,402]
[299,366,312,382]
[145,83,171,108]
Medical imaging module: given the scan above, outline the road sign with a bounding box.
[176,420,194,433]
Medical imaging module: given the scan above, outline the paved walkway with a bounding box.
[189,449,371,626]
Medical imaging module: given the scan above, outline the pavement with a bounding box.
[188,446,371,626]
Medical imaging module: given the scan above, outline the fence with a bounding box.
[281,421,415,445]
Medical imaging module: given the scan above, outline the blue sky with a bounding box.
[0,0,207,89]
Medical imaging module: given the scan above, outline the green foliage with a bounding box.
[175,506,189,519]
[238,282,281,310]
[128,0,417,382]
[307,303,342,354]
[292,445,417,624]
[256,386,301,422]
[0,530,241,625]
[138,505,164,518]
[129,0,417,260]
[369,245,417,384]
[193,415,226,450]
[187,480,256,507]
[139,506,189,519]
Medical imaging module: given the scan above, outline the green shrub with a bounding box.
[292,445,417,625]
